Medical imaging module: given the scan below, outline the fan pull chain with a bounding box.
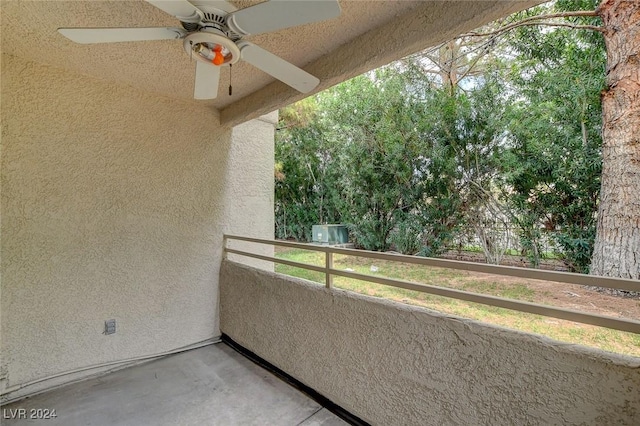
[228,64,233,96]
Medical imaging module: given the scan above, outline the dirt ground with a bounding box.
[440,251,640,320]
[457,270,640,319]
[440,250,568,271]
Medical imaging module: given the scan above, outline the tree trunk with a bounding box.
[590,0,640,279]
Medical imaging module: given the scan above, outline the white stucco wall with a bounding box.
[0,54,274,401]
[220,261,640,425]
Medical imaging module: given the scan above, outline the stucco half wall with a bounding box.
[0,54,274,402]
[220,260,640,425]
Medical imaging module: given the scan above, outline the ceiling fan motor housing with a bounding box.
[180,5,244,67]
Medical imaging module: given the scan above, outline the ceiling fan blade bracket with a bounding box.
[226,14,249,37]
[176,12,202,23]
[170,28,188,39]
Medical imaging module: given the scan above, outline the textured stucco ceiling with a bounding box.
[1,0,540,125]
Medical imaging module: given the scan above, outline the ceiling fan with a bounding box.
[58,0,341,99]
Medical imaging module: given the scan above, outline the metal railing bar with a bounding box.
[224,235,640,292]
[325,251,334,289]
[226,235,330,252]
[224,248,326,274]
[327,247,640,293]
[224,237,640,334]
[329,269,640,334]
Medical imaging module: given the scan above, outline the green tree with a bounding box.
[401,43,513,260]
[275,98,341,241]
[500,0,604,272]
[274,0,639,278]
[320,69,425,251]
[434,82,510,259]
[462,0,640,277]
[590,0,640,279]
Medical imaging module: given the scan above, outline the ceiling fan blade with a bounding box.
[227,0,341,36]
[238,42,319,93]
[58,27,186,44]
[194,61,220,99]
[146,0,203,22]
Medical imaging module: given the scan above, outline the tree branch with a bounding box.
[460,11,603,38]
[456,51,488,83]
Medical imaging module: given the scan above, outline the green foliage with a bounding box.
[275,0,606,274]
[389,214,422,255]
[275,98,341,241]
[412,74,510,258]
[502,1,604,272]
[320,70,427,251]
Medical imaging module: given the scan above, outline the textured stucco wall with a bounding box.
[0,54,274,401]
[220,261,640,425]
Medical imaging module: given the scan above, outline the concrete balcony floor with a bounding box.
[2,343,348,426]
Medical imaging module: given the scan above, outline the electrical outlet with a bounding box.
[104,319,116,335]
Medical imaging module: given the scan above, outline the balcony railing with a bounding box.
[224,235,640,334]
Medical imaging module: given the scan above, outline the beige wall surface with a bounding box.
[224,114,276,272]
[220,261,640,425]
[0,54,274,401]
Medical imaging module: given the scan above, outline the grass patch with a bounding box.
[274,247,640,358]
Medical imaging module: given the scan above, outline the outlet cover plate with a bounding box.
[105,319,116,335]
